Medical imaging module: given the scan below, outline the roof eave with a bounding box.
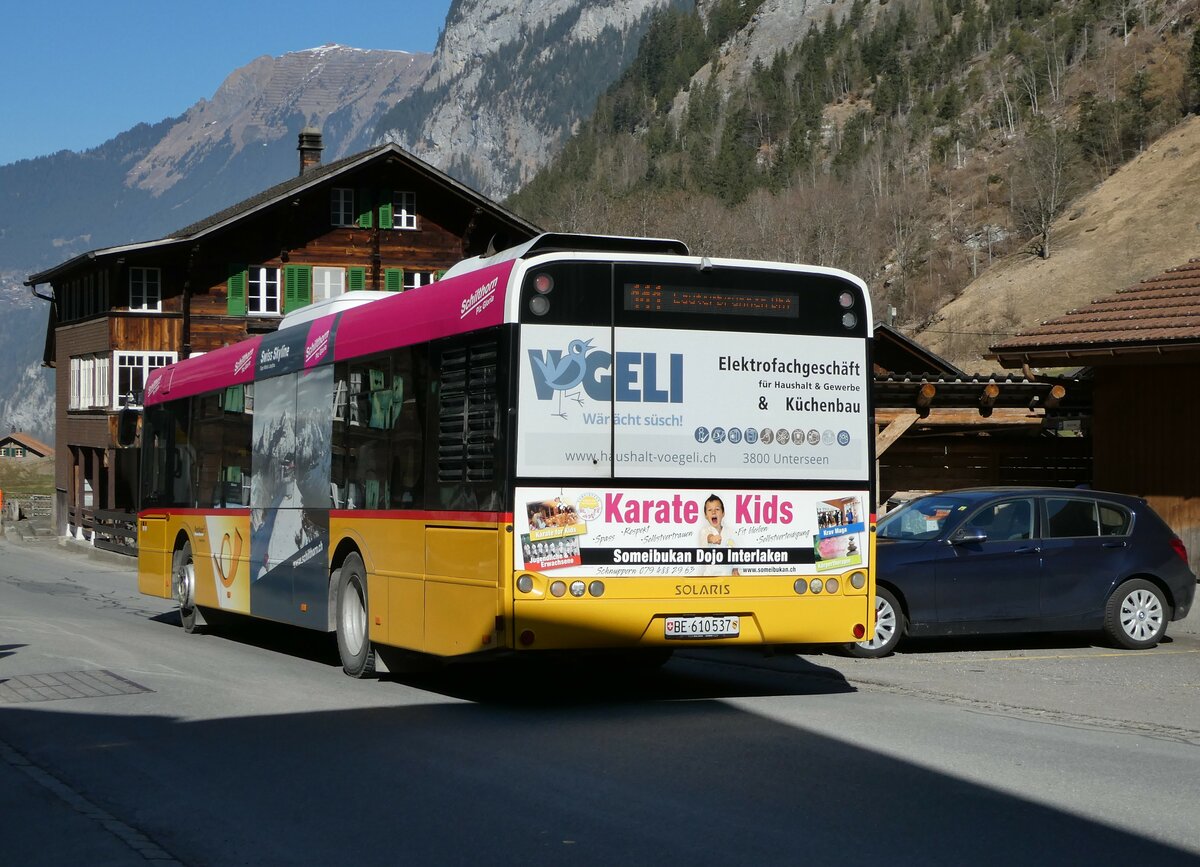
[25,236,185,286]
[992,339,1200,367]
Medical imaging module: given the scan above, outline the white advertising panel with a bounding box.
[517,325,869,480]
[515,485,869,579]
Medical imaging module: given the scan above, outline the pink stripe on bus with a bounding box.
[333,259,514,361]
[145,336,263,406]
[144,259,516,406]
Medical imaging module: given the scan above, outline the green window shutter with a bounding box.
[347,267,366,291]
[284,265,312,312]
[384,268,404,292]
[378,198,394,230]
[227,265,247,315]
[435,270,446,281]
[357,188,374,228]
[296,265,311,307]
[284,265,297,312]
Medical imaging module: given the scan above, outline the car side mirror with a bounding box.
[951,527,988,545]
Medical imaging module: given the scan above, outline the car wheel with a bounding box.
[846,587,904,658]
[1104,578,1168,649]
[335,553,376,677]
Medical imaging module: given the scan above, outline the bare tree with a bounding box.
[1010,115,1080,259]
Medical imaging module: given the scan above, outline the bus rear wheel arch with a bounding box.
[333,551,376,677]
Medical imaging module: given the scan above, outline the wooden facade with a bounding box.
[27,133,540,544]
[1090,363,1200,570]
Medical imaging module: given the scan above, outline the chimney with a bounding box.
[298,127,324,174]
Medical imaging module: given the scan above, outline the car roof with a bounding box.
[916,487,1143,505]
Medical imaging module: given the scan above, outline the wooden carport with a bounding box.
[872,324,1091,508]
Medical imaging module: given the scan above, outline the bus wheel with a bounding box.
[846,587,903,658]
[335,553,376,677]
[172,542,203,634]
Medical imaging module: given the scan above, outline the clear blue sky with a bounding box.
[0,0,451,166]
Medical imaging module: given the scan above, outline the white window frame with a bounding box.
[80,356,95,409]
[403,270,437,291]
[68,353,112,410]
[247,266,281,316]
[331,188,355,227]
[129,267,162,312]
[114,351,178,408]
[69,357,82,410]
[314,266,346,302]
[392,190,417,230]
[95,355,111,408]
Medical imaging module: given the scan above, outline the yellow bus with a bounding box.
[134,233,875,675]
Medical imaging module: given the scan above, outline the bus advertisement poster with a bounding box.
[515,487,869,578]
[517,325,869,483]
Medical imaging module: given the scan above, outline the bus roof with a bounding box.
[442,233,690,279]
[142,233,866,407]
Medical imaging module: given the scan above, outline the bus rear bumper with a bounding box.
[512,596,871,650]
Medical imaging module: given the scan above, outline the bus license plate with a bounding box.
[664,615,740,640]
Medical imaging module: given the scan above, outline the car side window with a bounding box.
[1098,502,1132,536]
[964,499,1034,542]
[1046,498,1100,538]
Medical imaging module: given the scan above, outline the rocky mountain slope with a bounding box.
[127,44,430,197]
[376,0,683,199]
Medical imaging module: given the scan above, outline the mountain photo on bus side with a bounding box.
[249,366,333,624]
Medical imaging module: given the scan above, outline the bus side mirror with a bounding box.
[117,407,140,447]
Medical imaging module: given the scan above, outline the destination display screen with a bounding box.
[623,282,799,318]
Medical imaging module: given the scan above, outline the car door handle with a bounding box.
[1014,546,1041,554]
[1103,540,1128,548]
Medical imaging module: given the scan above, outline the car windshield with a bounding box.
[878,495,975,540]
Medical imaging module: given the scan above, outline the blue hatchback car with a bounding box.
[852,487,1197,657]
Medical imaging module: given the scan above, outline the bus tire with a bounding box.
[335,553,375,677]
[172,542,204,634]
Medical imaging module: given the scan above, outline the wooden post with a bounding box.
[978,382,1000,418]
[915,383,936,417]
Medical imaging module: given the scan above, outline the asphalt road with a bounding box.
[1,537,1198,866]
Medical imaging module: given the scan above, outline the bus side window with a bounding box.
[140,402,191,508]
[191,393,224,508]
[332,366,349,508]
[341,356,391,510]
[388,346,426,509]
[220,385,252,507]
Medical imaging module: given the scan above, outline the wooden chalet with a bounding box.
[991,258,1200,572]
[0,432,54,460]
[874,323,1091,508]
[26,130,540,548]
